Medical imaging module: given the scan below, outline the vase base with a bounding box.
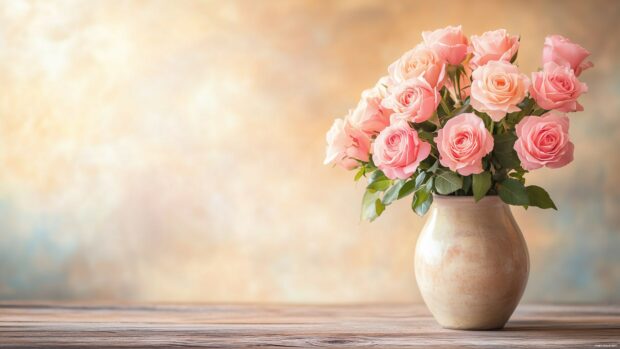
[440,324,506,331]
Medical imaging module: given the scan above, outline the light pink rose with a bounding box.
[381,78,439,124]
[470,60,529,121]
[470,29,519,68]
[530,61,588,112]
[514,111,574,170]
[543,34,593,76]
[372,121,431,180]
[435,113,494,175]
[388,44,446,87]
[422,25,469,65]
[376,75,394,94]
[324,118,371,170]
[349,83,393,136]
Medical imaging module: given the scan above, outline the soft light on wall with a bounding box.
[0,0,618,303]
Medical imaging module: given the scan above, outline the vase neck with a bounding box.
[432,195,506,211]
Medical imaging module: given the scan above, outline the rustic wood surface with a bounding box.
[0,303,618,348]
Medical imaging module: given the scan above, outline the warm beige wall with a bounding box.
[0,0,618,303]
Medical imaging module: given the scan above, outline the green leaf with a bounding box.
[493,133,521,169]
[533,108,549,116]
[361,190,382,222]
[507,98,534,126]
[414,171,427,187]
[438,87,451,119]
[366,170,390,192]
[368,170,387,184]
[383,180,405,205]
[419,158,438,172]
[509,166,528,182]
[354,166,365,181]
[367,179,391,192]
[375,199,385,216]
[398,180,417,199]
[367,156,377,169]
[525,185,557,210]
[363,166,377,176]
[498,178,529,206]
[411,180,433,216]
[462,175,472,194]
[434,170,463,195]
[415,121,438,132]
[474,112,493,131]
[428,160,439,173]
[398,171,428,200]
[417,130,435,144]
[472,172,492,202]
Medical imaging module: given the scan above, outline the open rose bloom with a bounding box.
[324,26,592,221]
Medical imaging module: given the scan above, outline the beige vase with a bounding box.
[415,195,529,330]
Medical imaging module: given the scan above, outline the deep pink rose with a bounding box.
[470,60,529,121]
[324,118,371,170]
[470,29,519,68]
[514,111,574,170]
[372,121,431,180]
[349,82,393,136]
[543,35,593,76]
[530,61,588,112]
[388,44,446,87]
[422,25,469,65]
[435,113,494,175]
[381,77,440,124]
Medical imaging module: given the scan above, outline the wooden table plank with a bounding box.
[0,303,618,348]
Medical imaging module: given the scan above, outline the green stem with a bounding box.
[439,98,450,116]
[455,68,462,102]
[430,112,440,127]
[522,99,535,116]
[501,119,509,133]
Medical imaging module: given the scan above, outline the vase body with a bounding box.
[414,195,529,330]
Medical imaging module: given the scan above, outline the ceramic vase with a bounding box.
[415,195,529,330]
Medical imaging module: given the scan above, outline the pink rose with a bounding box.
[470,60,529,121]
[543,34,593,76]
[372,75,394,96]
[324,118,371,170]
[349,83,393,136]
[470,29,519,68]
[514,111,574,170]
[435,113,494,176]
[530,61,588,112]
[381,78,439,124]
[372,121,431,180]
[388,44,446,87]
[422,25,469,65]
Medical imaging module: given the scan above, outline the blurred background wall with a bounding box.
[0,0,618,304]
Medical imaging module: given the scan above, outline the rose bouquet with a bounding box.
[324,26,592,221]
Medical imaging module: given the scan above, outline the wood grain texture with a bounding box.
[0,303,618,348]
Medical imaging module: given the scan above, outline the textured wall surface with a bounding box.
[0,0,618,303]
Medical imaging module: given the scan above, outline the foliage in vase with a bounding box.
[323,26,592,221]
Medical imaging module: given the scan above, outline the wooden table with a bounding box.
[0,303,618,348]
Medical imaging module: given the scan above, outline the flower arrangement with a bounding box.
[324,26,592,221]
